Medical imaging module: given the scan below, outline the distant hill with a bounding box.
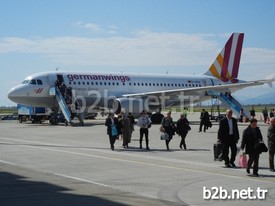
[243,91,275,105]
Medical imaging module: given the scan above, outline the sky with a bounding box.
[1,0,275,106]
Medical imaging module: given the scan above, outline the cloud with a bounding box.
[0,30,275,75]
[0,31,218,67]
[74,21,102,32]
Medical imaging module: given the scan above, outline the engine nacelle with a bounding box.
[113,97,159,117]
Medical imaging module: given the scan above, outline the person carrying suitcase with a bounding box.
[217,109,240,168]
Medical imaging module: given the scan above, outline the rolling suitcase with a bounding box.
[213,143,223,161]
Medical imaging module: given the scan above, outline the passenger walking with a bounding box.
[241,119,263,176]
[161,111,176,150]
[218,109,239,168]
[267,117,275,172]
[250,106,256,119]
[121,113,132,148]
[199,109,209,132]
[239,108,244,122]
[262,107,268,123]
[137,111,151,150]
[105,111,120,150]
[269,109,274,118]
[128,112,135,133]
[176,114,190,150]
[59,82,67,97]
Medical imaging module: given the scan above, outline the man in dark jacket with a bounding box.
[199,109,209,132]
[268,117,275,172]
[241,119,263,176]
[177,114,190,150]
[218,109,239,168]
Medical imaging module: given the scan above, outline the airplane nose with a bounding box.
[7,86,27,104]
[8,88,18,102]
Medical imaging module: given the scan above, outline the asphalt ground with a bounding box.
[0,112,275,206]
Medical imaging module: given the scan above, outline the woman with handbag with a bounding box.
[241,118,263,176]
[176,114,190,150]
[105,111,120,150]
[161,111,176,150]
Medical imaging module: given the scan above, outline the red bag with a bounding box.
[239,153,247,168]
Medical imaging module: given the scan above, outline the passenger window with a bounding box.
[116,82,119,86]
[37,79,43,85]
[171,84,173,87]
[29,79,36,85]
[78,82,81,85]
[137,83,140,86]
[104,82,107,85]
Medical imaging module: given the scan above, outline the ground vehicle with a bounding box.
[17,104,50,123]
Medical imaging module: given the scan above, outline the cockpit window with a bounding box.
[22,80,30,84]
[37,79,43,85]
[29,79,36,85]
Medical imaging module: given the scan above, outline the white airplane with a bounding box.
[8,33,275,123]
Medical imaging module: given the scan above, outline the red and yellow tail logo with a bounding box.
[205,33,244,83]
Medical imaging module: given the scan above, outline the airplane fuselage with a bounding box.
[8,71,231,112]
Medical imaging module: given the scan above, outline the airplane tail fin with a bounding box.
[204,33,244,83]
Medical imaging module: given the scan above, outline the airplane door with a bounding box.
[48,73,57,86]
[57,74,64,83]
[48,74,65,86]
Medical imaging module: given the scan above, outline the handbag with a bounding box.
[160,132,169,140]
[111,125,118,136]
[258,141,268,153]
[239,152,247,168]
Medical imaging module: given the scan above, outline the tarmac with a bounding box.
[0,112,275,206]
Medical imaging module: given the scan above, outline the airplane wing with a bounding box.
[122,78,275,98]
